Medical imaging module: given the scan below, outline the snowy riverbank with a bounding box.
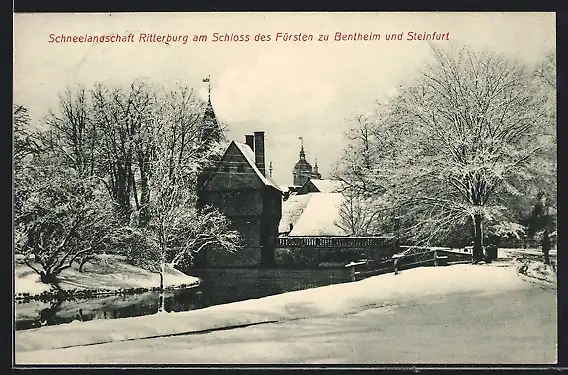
[15,263,535,353]
[14,254,201,298]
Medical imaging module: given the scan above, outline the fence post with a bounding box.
[434,250,438,267]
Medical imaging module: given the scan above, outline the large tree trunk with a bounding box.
[40,270,58,285]
[117,176,131,223]
[138,164,150,227]
[78,256,90,272]
[472,214,484,263]
[40,270,64,296]
[158,271,165,313]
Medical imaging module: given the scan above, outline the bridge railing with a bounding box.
[345,247,474,281]
[276,236,395,248]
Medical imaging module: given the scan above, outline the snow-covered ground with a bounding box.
[499,248,557,259]
[14,254,200,296]
[17,279,556,364]
[517,259,557,285]
[15,263,535,353]
[496,248,557,285]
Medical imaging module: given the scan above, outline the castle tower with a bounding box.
[197,75,223,202]
[293,137,314,186]
[312,156,322,180]
[200,75,222,145]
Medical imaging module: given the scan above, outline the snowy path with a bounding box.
[15,263,555,361]
[15,272,556,364]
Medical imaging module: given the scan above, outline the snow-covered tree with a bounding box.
[529,50,557,261]
[14,104,42,221]
[13,105,41,169]
[534,50,556,90]
[44,81,221,224]
[121,89,240,313]
[14,154,120,289]
[337,45,555,261]
[524,192,556,263]
[334,114,386,195]
[43,87,98,177]
[392,46,554,259]
[335,188,385,236]
[14,80,237,299]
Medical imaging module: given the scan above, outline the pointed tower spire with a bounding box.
[203,75,212,105]
[298,137,305,160]
[207,74,211,103]
[314,155,319,173]
[201,75,221,144]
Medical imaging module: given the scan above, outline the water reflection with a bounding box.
[38,297,63,326]
[15,268,351,330]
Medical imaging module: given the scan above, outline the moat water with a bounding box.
[15,268,352,330]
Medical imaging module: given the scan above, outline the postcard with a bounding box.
[13,12,557,367]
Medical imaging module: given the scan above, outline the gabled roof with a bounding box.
[288,192,347,236]
[296,179,348,195]
[310,179,347,193]
[233,141,282,191]
[279,193,313,233]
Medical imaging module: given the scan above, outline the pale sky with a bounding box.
[13,12,555,186]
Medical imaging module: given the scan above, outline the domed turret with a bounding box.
[292,137,320,186]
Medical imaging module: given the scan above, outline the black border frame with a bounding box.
[9,2,565,372]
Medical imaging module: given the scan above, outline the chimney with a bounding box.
[245,134,255,151]
[254,131,266,176]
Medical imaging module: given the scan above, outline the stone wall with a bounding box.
[205,247,262,268]
[275,246,394,268]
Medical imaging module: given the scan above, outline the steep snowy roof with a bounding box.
[233,142,282,192]
[279,193,313,233]
[309,179,348,193]
[288,192,347,236]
